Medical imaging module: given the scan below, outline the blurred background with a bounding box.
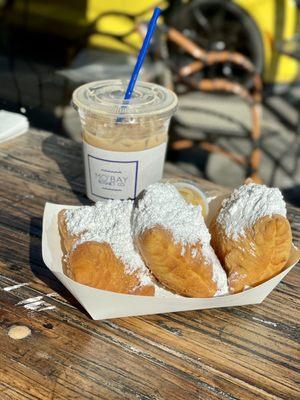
[1,0,300,204]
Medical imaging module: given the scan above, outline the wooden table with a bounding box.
[0,129,299,400]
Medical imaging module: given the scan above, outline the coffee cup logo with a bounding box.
[95,172,128,187]
[84,141,166,200]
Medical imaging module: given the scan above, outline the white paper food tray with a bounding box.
[42,199,300,320]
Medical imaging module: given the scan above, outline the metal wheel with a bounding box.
[166,0,264,87]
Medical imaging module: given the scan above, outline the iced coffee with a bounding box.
[73,80,178,201]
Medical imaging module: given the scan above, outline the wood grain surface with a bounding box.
[0,130,299,400]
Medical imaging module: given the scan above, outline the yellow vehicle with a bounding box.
[167,0,300,84]
[235,0,299,83]
[6,0,300,84]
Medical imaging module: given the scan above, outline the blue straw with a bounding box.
[117,7,161,122]
[124,7,161,100]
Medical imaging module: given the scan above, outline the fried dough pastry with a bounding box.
[66,241,154,295]
[58,202,155,296]
[210,183,292,293]
[136,226,226,297]
[133,183,228,297]
[58,210,78,255]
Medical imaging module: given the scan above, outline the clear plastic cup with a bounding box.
[72,79,178,201]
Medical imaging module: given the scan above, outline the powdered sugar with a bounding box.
[206,249,228,296]
[64,200,152,286]
[133,183,209,248]
[217,183,286,240]
[133,183,228,295]
[154,282,182,298]
[63,183,229,296]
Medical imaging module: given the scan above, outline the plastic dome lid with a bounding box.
[72,79,178,118]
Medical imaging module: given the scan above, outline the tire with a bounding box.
[166,0,264,84]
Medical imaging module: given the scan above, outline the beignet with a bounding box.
[58,201,155,296]
[133,183,228,297]
[210,182,292,293]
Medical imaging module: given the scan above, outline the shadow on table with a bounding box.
[29,216,89,317]
[41,134,91,205]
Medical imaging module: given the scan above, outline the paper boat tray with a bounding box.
[42,200,300,320]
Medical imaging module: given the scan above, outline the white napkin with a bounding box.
[0,110,29,143]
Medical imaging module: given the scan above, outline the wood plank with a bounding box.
[0,129,299,400]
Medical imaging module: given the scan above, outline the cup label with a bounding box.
[83,140,167,201]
